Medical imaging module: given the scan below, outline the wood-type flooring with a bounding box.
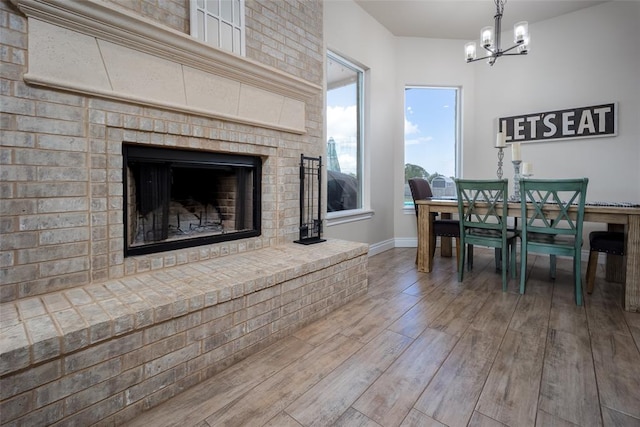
[127,247,640,427]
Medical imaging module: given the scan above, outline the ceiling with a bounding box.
[353,0,607,40]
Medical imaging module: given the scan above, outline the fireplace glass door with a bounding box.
[124,144,261,256]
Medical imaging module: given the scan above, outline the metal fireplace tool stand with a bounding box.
[295,154,326,245]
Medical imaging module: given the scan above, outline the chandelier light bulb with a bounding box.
[481,26,494,47]
[514,21,528,44]
[465,42,477,61]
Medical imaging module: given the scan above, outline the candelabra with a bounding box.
[511,160,522,201]
[496,147,504,179]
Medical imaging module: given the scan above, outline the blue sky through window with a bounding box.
[327,83,358,176]
[405,87,457,179]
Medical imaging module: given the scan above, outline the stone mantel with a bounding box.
[10,0,322,134]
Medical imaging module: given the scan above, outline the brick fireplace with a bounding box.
[1,1,370,424]
[0,0,326,302]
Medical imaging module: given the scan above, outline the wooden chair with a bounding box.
[454,179,518,291]
[586,231,625,294]
[519,178,589,305]
[408,178,462,267]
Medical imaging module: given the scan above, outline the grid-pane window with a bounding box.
[191,0,245,55]
[326,52,364,213]
[404,86,460,205]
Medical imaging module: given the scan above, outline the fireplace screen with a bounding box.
[123,145,261,256]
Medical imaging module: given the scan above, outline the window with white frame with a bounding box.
[190,0,245,55]
[326,51,364,214]
[404,86,460,206]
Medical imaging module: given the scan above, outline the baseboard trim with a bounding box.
[368,239,395,256]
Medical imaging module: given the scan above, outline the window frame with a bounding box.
[190,0,246,56]
[403,85,461,212]
[325,51,371,225]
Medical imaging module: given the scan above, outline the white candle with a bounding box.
[522,162,532,175]
[511,142,521,161]
[496,131,506,148]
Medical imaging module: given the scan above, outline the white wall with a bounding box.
[469,1,640,203]
[325,0,640,249]
[469,1,640,240]
[323,0,399,250]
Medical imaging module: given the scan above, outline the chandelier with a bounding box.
[464,0,529,66]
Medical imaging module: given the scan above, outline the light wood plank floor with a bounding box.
[126,248,640,427]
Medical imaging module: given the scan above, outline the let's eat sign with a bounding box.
[499,103,616,143]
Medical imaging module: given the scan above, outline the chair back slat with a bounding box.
[520,178,589,242]
[455,179,509,233]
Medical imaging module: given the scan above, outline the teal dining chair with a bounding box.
[454,179,518,291]
[519,178,589,305]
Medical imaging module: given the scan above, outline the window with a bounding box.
[404,87,459,206]
[190,0,245,55]
[326,52,364,214]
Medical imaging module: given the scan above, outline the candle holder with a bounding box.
[496,147,504,179]
[510,160,522,201]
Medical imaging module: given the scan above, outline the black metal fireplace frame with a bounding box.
[123,144,262,257]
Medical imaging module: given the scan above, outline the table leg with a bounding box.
[440,213,453,257]
[605,223,625,283]
[624,214,640,312]
[418,204,433,272]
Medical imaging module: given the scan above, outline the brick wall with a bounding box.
[0,0,325,302]
[103,0,190,33]
[245,0,324,85]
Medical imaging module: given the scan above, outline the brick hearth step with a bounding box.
[0,239,368,426]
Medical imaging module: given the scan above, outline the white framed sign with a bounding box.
[498,102,617,143]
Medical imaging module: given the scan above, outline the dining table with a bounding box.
[416,198,640,312]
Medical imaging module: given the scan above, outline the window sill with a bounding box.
[403,206,416,215]
[326,209,374,226]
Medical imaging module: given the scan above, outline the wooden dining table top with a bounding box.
[415,198,640,224]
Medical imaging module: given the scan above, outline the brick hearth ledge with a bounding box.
[0,239,368,425]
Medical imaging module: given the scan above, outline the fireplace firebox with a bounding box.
[123,144,262,256]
